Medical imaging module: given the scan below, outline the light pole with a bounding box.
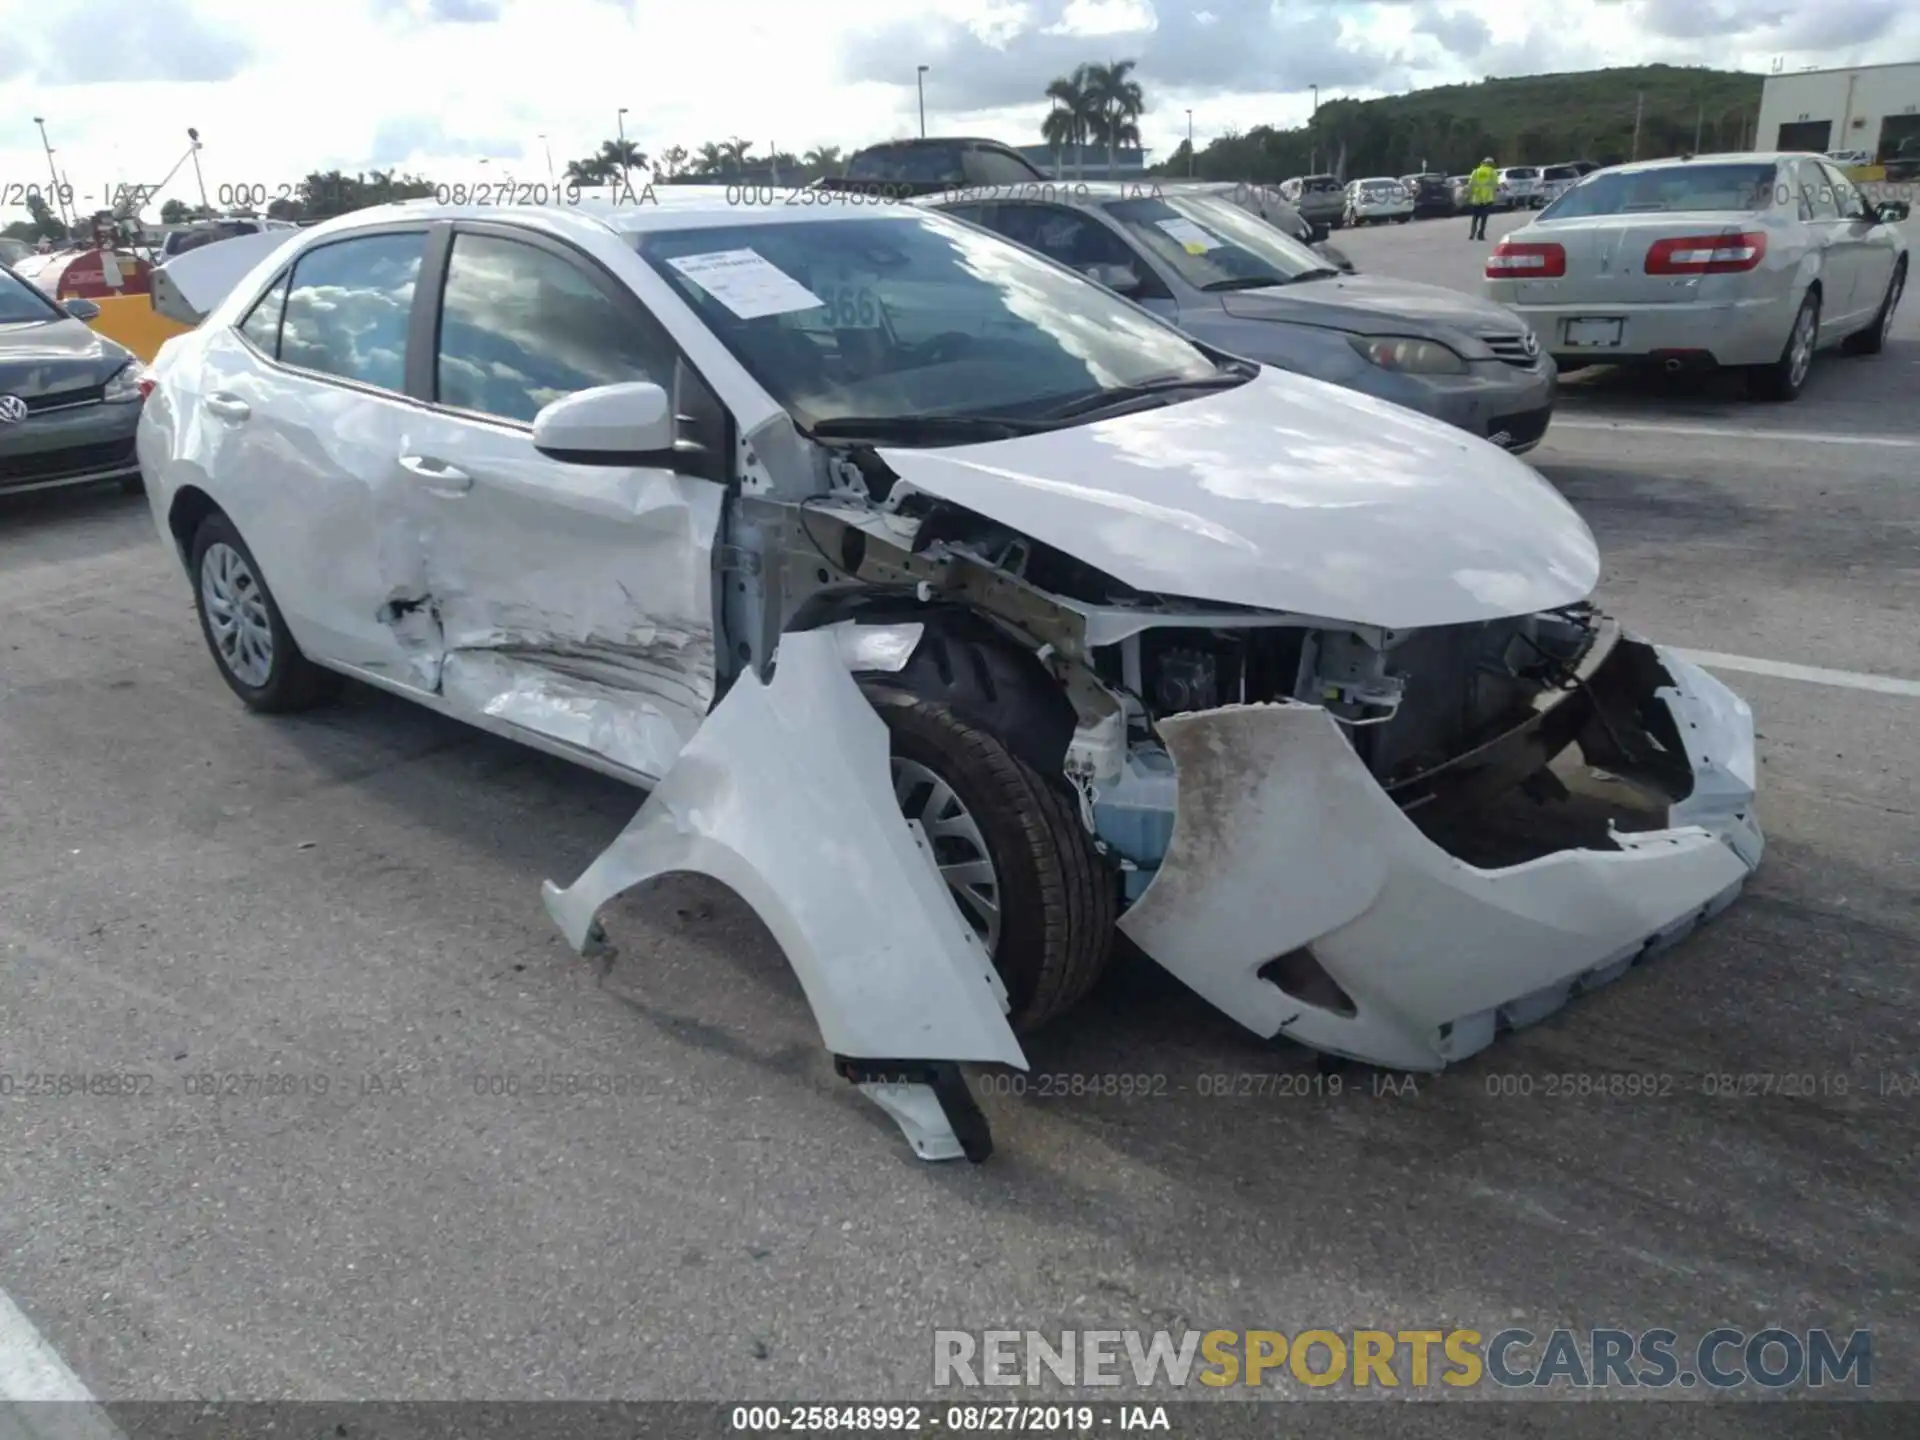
[917,65,929,139]
[1309,84,1320,172]
[539,133,555,187]
[617,107,631,193]
[1186,109,1194,175]
[186,127,209,214]
[32,116,69,228]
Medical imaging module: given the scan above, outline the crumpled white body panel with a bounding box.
[1119,644,1763,1071]
[541,629,1026,1069]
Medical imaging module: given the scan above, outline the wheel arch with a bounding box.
[166,483,223,568]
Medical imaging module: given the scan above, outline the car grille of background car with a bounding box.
[1480,333,1540,367]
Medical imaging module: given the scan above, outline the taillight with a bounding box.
[1485,241,1566,279]
[137,376,156,399]
[1644,231,1767,274]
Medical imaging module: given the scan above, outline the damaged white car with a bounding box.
[137,193,1763,1163]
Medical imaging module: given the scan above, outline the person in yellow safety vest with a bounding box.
[1467,157,1499,239]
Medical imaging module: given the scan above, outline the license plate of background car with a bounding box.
[1564,317,1624,348]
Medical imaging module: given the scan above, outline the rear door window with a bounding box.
[848,145,965,184]
[277,232,426,391]
[238,271,291,356]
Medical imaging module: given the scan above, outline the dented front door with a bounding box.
[386,226,724,781]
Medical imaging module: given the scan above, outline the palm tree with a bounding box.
[720,137,756,173]
[596,138,647,190]
[1043,65,1097,177]
[1085,59,1146,178]
[564,156,612,187]
[657,144,689,179]
[694,142,726,175]
[803,145,843,178]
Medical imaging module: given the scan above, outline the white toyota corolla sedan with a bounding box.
[1484,152,1910,399]
[137,192,1763,1162]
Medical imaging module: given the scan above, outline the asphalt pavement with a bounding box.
[2,204,1917,1429]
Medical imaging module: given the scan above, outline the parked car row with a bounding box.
[127,188,1767,1163]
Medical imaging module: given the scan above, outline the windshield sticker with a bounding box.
[666,249,824,319]
[1154,217,1222,255]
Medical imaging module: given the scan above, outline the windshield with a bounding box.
[0,265,61,324]
[1101,192,1333,289]
[1541,162,1777,218]
[636,213,1226,432]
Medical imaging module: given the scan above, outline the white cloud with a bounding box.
[3,0,1918,225]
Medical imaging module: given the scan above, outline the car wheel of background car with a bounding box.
[862,685,1117,1033]
[1749,289,1820,401]
[1843,259,1904,356]
[189,511,341,713]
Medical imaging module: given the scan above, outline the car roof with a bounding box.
[292,190,928,242]
[1593,152,1804,177]
[851,136,1019,152]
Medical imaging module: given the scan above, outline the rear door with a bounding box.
[192,226,436,681]
[1797,159,1860,328]
[388,223,728,780]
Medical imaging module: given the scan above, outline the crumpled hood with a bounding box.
[1218,272,1528,344]
[877,368,1596,629]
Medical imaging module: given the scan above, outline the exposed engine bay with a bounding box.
[545,420,1763,1164]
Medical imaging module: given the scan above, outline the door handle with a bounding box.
[398,454,473,493]
[204,393,250,422]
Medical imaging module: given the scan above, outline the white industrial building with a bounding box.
[1756,60,1920,166]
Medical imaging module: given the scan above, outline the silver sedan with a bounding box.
[1483,152,1910,401]
[922,182,1556,453]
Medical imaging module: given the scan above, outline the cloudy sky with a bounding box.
[1,0,1912,221]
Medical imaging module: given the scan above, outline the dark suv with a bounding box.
[1400,173,1455,218]
[815,138,1049,200]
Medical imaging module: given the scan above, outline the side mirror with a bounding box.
[63,297,100,320]
[1314,242,1356,274]
[1083,262,1145,297]
[1876,200,1911,223]
[531,381,677,466]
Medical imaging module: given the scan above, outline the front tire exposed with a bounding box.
[863,685,1116,1033]
[189,511,340,713]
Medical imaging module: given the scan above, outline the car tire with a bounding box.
[862,684,1117,1033]
[1842,260,1905,356]
[189,510,340,713]
[1749,289,1820,401]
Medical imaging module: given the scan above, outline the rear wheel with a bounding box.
[864,685,1116,1033]
[1749,289,1819,401]
[1843,260,1905,356]
[190,511,340,712]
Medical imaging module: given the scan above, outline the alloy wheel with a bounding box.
[1884,273,1904,345]
[892,757,1002,953]
[200,541,275,688]
[1788,302,1816,390]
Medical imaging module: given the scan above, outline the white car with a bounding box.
[1498,167,1542,209]
[1485,152,1910,400]
[1343,177,1413,225]
[137,192,1763,1163]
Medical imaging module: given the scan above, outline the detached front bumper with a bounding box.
[1119,642,1761,1072]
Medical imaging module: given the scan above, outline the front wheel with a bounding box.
[1749,289,1820,401]
[190,511,340,712]
[1843,260,1905,356]
[864,686,1116,1032]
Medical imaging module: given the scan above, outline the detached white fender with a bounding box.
[541,628,1025,1155]
[149,228,301,325]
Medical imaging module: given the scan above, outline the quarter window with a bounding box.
[238,272,290,356]
[278,233,426,390]
[434,232,675,425]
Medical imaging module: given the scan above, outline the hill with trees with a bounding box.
[1163,64,1765,182]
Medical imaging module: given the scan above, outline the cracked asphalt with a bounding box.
[2,205,1916,1435]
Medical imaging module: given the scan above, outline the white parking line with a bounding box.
[1673,648,1920,698]
[0,1288,122,1439]
[1553,418,1920,449]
